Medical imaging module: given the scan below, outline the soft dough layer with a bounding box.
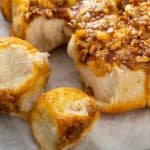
[30,87,99,150]
[26,17,71,52]
[0,37,50,118]
[79,66,146,113]
[0,46,32,89]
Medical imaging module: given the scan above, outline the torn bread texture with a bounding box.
[30,87,99,150]
[0,37,50,118]
[26,17,71,52]
[79,66,146,113]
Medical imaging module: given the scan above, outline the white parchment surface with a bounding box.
[0,11,150,150]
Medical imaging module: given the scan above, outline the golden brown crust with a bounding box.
[30,87,99,150]
[0,37,37,53]
[0,0,12,22]
[98,97,146,114]
[145,74,150,107]
[0,37,50,118]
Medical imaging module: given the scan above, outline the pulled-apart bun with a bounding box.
[0,37,50,118]
[30,87,99,150]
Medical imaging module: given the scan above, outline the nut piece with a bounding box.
[96,31,110,42]
[30,87,99,150]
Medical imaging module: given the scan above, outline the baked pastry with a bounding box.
[9,0,75,52]
[68,8,150,113]
[30,87,99,150]
[0,37,50,118]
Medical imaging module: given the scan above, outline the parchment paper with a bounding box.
[0,11,150,150]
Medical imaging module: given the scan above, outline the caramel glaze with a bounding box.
[74,1,150,106]
[75,28,150,74]
[23,0,149,28]
[23,0,125,28]
[0,90,19,113]
[57,103,98,150]
[19,0,149,40]
[25,0,76,23]
[74,2,150,70]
